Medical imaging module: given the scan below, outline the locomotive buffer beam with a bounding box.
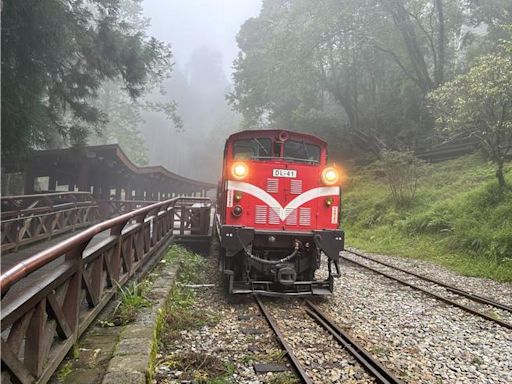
[219,226,344,296]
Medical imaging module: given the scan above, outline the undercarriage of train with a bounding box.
[218,226,344,296]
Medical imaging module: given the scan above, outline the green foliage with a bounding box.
[88,80,149,165]
[1,0,171,160]
[165,245,206,284]
[113,280,151,324]
[375,151,426,207]
[57,362,73,383]
[163,285,219,337]
[230,0,469,154]
[161,246,217,340]
[343,154,512,281]
[428,27,512,189]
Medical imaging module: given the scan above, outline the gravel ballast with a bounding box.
[155,246,512,383]
[319,249,512,384]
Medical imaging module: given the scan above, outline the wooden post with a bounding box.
[77,162,89,191]
[23,167,34,194]
[49,175,57,192]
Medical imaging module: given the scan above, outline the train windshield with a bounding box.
[283,140,320,163]
[233,138,272,160]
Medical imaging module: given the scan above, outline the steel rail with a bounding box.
[345,249,512,313]
[254,296,313,384]
[341,255,512,330]
[305,301,403,384]
[0,196,209,294]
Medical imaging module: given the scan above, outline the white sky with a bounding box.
[142,0,262,78]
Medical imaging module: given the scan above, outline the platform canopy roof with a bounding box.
[2,144,216,198]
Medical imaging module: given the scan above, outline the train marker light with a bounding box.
[232,162,248,179]
[321,167,340,185]
[232,205,243,217]
[234,191,243,201]
[325,197,334,206]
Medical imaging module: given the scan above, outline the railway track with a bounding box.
[342,250,512,330]
[255,296,403,384]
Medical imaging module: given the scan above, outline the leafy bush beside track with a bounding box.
[342,154,512,282]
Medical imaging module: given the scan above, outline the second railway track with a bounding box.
[342,249,512,330]
[255,296,403,384]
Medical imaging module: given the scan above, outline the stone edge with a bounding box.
[101,261,179,384]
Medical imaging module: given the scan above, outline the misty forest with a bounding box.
[2,0,511,181]
[2,1,512,384]
[2,0,511,273]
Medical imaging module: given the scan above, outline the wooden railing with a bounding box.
[97,199,157,219]
[1,192,100,253]
[1,192,95,219]
[0,197,211,384]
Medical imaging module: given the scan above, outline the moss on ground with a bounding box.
[342,153,512,282]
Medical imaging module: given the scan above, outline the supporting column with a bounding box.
[77,162,89,191]
[23,167,35,194]
[48,175,57,192]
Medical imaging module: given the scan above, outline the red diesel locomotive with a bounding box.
[215,129,344,296]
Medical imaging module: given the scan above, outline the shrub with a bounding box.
[405,212,453,235]
[375,150,426,207]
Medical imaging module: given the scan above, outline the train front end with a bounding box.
[216,130,344,296]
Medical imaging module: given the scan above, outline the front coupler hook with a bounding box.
[328,258,341,278]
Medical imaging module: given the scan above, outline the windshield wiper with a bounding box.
[253,138,269,156]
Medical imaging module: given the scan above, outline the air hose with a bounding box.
[241,239,300,265]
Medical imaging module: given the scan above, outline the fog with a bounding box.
[140,0,262,182]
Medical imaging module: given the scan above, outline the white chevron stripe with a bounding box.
[227,180,339,221]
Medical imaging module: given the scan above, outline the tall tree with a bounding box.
[88,0,181,166]
[229,0,468,155]
[429,31,512,189]
[1,0,171,161]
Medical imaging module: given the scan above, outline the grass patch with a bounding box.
[251,348,287,364]
[57,361,73,382]
[342,153,512,282]
[158,246,228,382]
[110,280,151,325]
[160,245,219,341]
[162,285,219,342]
[267,372,300,384]
[165,245,206,284]
[160,352,234,383]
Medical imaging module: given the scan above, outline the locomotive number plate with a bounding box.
[272,169,297,178]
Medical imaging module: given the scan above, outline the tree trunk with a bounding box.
[388,0,434,92]
[434,0,445,87]
[495,161,510,190]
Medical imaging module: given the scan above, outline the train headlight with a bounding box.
[232,162,248,179]
[321,167,339,185]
